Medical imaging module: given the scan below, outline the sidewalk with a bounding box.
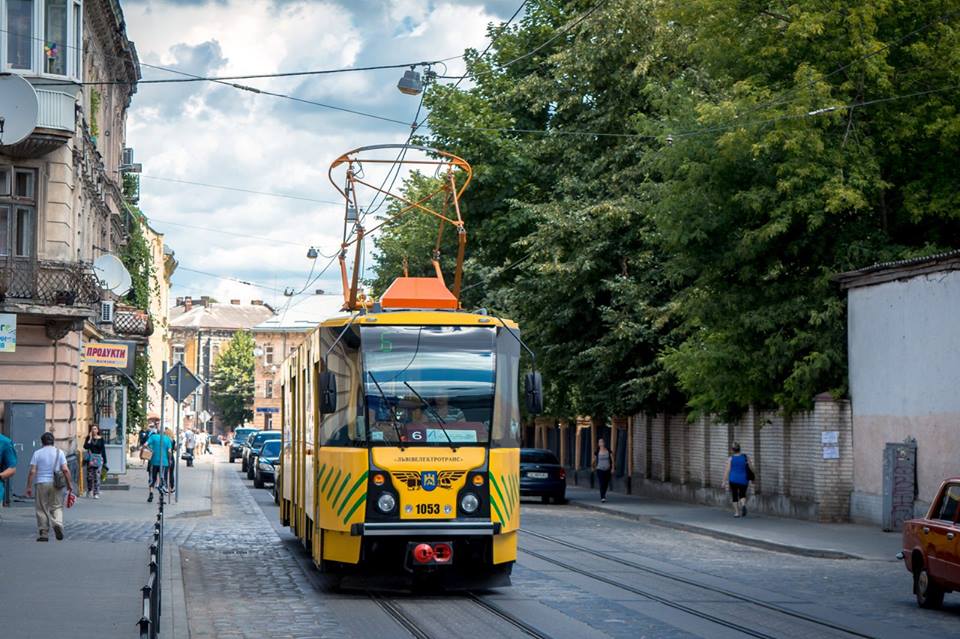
[563,485,901,561]
[0,451,214,638]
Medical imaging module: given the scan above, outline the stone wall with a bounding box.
[622,396,853,521]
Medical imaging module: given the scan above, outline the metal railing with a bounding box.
[138,488,165,638]
[0,259,101,306]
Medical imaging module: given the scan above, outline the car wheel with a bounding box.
[541,495,550,504]
[247,465,255,480]
[553,493,567,505]
[915,565,945,609]
[254,473,264,489]
[273,487,279,505]
[228,454,235,463]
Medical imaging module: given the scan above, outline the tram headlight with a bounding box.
[377,492,397,513]
[460,492,480,514]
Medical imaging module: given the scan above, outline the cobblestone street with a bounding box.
[5,448,960,639]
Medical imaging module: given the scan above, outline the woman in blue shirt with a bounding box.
[722,442,753,518]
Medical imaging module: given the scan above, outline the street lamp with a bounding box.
[397,67,423,95]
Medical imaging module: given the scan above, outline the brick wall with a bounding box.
[617,398,853,521]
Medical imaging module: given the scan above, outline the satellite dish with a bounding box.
[93,254,133,295]
[0,73,39,146]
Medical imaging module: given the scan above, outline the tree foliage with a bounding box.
[370,0,960,419]
[210,331,255,426]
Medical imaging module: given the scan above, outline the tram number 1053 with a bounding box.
[416,503,441,515]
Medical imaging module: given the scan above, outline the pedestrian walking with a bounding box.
[143,427,173,502]
[722,442,754,518]
[24,432,74,541]
[83,425,108,499]
[593,438,614,503]
[0,431,17,513]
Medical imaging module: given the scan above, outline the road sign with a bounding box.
[255,407,279,414]
[199,410,212,423]
[163,362,202,402]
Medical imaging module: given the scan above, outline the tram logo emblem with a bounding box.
[421,471,438,491]
[393,471,465,491]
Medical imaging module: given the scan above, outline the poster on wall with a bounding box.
[0,314,15,352]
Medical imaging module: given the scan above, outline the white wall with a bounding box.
[848,268,960,523]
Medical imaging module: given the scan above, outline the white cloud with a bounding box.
[124,0,510,307]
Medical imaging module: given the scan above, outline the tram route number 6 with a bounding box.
[416,504,440,515]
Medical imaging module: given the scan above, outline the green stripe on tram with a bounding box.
[325,469,342,501]
[490,473,509,522]
[342,492,367,524]
[489,493,506,526]
[337,471,369,517]
[316,464,327,484]
[331,472,351,511]
[321,466,336,495]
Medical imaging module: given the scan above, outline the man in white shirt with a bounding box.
[25,432,74,542]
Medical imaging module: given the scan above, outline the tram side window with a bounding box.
[491,329,521,448]
[319,325,366,446]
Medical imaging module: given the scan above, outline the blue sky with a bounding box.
[122,0,518,308]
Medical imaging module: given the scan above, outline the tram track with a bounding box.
[520,529,876,639]
[369,590,553,639]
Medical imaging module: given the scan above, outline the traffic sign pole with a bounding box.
[175,368,181,504]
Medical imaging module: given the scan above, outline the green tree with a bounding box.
[210,331,255,426]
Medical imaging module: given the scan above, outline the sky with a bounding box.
[122,0,520,310]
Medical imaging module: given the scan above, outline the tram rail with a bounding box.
[520,529,876,639]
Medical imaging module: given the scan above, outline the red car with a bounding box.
[900,478,960,608]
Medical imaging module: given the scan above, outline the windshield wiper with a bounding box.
[403,381,456,451]
[367,372,405,450]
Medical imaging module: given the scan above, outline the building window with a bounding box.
[173,344,185,364]
[211,344,219,362]
[264,381,273,399]
[2,0,81,78]
[264,345,274,365]
[0,166,36,257]
[264,413,273,430]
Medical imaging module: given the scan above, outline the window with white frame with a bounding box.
[264,413,273,430]
[2,0,82,79]
[264,381,273,399]
[264,344,274,365]
[173,344,185,364]
[0,165,36,258]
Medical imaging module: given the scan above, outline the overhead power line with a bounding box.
[140,175,343,205]
[176,266,289,293]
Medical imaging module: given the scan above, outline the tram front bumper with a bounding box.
[350,521,501,537]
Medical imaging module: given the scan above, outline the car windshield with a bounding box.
[521,450,559,465]
[253,432,280,445]
[234,430,255,441]
[260,441,281,457]
[362,325,496,446]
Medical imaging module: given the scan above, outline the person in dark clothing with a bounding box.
[722,442,754,517]
[593,438,614,503]
[83,425,108,499]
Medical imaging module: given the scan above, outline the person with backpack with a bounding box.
[722,442,755,518]
[24,432,74,541]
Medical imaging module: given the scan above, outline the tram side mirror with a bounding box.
[319,371,337,414]
[524,372,543,415]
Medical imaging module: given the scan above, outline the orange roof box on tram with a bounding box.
[380,277,459,310]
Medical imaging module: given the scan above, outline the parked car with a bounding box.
[228,427,258,463]
[900,477,960,608]
[244,430,281,476]
[519,448,566,504]
[254,439,282,489]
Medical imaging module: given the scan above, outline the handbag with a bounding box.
[746,456,756,482]
[88,453,103,469]
[140,446,154,461]
[53,450,67,490]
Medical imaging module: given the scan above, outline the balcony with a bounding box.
[113,306,154,338]
[0,259,101,317]
[0,89,77,159]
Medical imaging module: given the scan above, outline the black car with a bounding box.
[228,427,258,463]
[244,431,281,477]
[253,439,281,488]
[519,448,566,504]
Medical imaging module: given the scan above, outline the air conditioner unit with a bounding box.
[99,300,115,324]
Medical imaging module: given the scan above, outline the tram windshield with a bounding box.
[361,325,496,446]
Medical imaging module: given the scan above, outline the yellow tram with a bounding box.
[276,145,541,586]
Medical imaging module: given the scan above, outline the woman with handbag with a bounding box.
[24,432,74,541]
[83,425,108,499]
[722,442,754,518]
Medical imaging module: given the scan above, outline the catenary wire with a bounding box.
[140,175,343,205]
[145,217,338,255]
